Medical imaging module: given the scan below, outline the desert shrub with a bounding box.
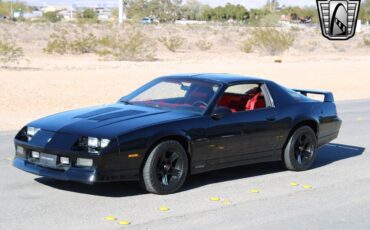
[251,28,295,55]
[81,8,97,20]
[97,31,157,61]
[159,35,184,52]
[332,43,346,53]
[364,38,370,47]
[290,26,302,32]
[43,11,62,23]
[196,39,213,51]
[221,33,230,42]
[69,33,98,54]
[43,31,69,54]
[307,41,319,52]
[241,39,253,53]
[258,14,280,27]
[0,37,24,65]
[98,35,116,48]
[43,27,156,61]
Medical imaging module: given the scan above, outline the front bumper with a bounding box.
[13,157,96,184]
[13,140,140,183]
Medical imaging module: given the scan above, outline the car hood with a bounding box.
[28,103,197,138]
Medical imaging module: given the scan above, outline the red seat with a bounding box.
[245,93,265,111]
[217,94,247,113]
[255,96,266,109]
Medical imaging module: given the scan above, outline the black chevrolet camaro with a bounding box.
[13,74,342,194]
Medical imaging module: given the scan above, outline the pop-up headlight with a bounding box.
[27,127,40,141]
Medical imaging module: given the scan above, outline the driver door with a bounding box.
[205,83,280,165]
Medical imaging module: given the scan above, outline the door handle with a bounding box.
[266,116,276,121]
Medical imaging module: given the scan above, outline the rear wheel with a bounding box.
[283,126,317,171]
[142,140,188,194]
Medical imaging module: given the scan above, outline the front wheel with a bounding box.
[142,140,188,194]
[283,126,317,171]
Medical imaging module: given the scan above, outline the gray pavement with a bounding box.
[0,100,369,230]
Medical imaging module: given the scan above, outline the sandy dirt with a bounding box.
[1,23,370,131]
[1,54,370,132]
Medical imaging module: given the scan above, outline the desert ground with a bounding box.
[0,22,370,131]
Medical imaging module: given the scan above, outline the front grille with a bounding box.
[26,149,71,171]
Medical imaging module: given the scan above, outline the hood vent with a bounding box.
[75,107,120,119]
[89,110,146,121]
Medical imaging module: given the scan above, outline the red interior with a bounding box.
[218,93,266,112]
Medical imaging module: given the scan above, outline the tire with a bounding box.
[142,140,188,195]
[283,126,317,171]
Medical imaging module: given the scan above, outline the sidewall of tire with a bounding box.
[284,126,317,171]
[142,140,188,195]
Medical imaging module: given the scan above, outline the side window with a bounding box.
[217,83,268,113]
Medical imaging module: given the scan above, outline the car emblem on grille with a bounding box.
[316,0,361,40]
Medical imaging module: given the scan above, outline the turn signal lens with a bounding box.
[16,145,25,156]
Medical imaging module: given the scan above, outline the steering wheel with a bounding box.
[192,100,208,108]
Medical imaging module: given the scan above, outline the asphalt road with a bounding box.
[0,100,369,230]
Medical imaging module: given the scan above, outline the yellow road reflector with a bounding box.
[118,220,131,225]
[303,184,312,189]
[290,182,299,186]
[356,118,363,121]
[222,199,232,205]
[159,206,170,211]
[128,153,140,158]
[210,197,220,201]
[105,216,117,221]
[250,189,260,193]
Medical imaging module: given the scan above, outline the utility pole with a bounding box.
[10,0,14,20]
[118,0,124,24]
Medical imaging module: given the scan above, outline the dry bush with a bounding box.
[290,26,302,32]
[0,36,24,65]
[307,41,319,52]
[241,39,253,53]
[364,38,370,48]
[196,39,213,51]
[97,31,157,61]
[44,29,98,54]
[69,33,98,54]
[251,28,295,55]
[43,30,69,54]
[44,26,156,61]
[159,35,184,52]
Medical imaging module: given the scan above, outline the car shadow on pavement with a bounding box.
[35,143,364,197]
[312,143,365,169]
[35,178,146,197]
[182,143,365,192]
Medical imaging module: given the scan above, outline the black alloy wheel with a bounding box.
[283,126,318,171]
[142,140,188,194]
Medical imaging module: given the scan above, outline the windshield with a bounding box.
[122,78,221,114]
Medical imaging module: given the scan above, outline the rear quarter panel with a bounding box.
[317,102,342,146]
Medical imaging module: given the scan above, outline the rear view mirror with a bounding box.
[211,107,232,119]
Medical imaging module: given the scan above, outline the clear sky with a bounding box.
[25,0,316,8]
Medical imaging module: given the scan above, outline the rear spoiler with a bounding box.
[292,89,334,103]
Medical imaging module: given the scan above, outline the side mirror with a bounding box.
[211,107,232,120]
